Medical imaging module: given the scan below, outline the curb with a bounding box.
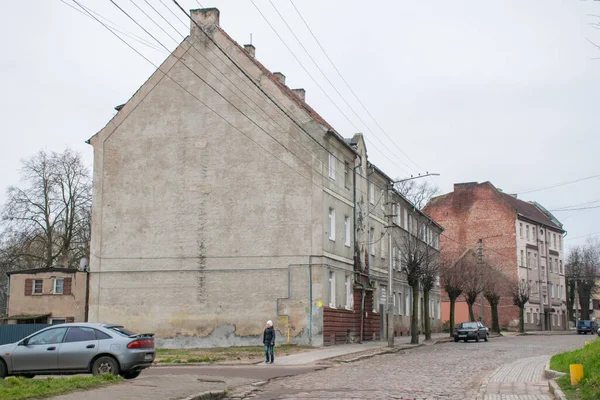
[181,390,227,400]
[545,361,568,400]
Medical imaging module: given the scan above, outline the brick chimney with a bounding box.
[292,88,306,101]
[453,182,478,192]
[273,72,286,86]
[190,8,219,36]
[244,44,255,58]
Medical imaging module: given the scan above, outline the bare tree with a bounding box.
[461,251,485,322]
[483,266,510,333]
[566,240,599,321]
[0,149,91,269]
[440,253,466,336]
[421,249,439,340]
[394,179,439,210]
[512,279,531,333]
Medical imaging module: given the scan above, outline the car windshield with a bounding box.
[459,322,478,329]
[578,320,592,326]
[106,325,137,337]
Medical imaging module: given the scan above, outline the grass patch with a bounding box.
[155,344,313,364]
[0,375,122,400]
[550,337,600,400]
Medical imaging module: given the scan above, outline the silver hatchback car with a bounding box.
[0,323,155,379]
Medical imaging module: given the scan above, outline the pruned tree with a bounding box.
[0,149,91,269]
[566,240,599,321]
[461,251,485,322]
[395,223,431,344]
[440,253,466,336]
[512,279,531,333]
[483,265,510,333]
[420,249,439,341]
[394,179,439,210]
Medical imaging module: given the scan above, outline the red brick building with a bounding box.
[424,182,567,331]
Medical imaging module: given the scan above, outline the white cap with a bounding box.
[267,320,273,326]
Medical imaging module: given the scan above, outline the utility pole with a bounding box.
[574,278,579,327]
[477,239,484,322]
[387,184,394,348]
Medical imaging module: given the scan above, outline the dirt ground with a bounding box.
[154,344,314,365]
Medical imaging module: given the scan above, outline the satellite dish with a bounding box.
[79,258,89,271]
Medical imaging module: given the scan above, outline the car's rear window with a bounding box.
[459,322,478,329]
[107,326,137,337]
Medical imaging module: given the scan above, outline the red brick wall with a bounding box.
[425,182,520,329]
[323,288,381,345]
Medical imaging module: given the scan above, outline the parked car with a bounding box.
[454,321,489,342]
[576,320,598,335]
[0,323,155,379]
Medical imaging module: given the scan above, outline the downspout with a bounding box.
[354,155,366,343]
[353,154,362,271]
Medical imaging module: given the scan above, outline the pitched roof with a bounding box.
[498,191,563,231]
[7,267,80,276]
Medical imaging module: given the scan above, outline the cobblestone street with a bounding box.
[243,334,589,400]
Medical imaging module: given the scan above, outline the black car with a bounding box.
[576,320,598,334]
[454,321,489,342]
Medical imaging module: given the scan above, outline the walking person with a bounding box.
[263,320,275,364]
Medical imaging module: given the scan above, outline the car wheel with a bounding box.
[463,339,468,342]
[476,335,480,342]
[92,356,120,376]
[121,370,142,380]
[454,337,459,342]
[0,360,6,379]
[484,333,489,342]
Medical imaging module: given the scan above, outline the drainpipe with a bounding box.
[353,155,362,272]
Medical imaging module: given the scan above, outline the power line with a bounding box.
[550,198,600,211]
[551,205,600,212]
[512,174,600,195]
[247,0,411,176]
[267,0,419,175]
[564,231,600,241]
[288,0,424,173]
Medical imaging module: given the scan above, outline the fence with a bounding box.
[0,324,50,345]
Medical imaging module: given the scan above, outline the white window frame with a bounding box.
[53,278,64,295]
[405,292,410,315]
[328,208,336,241]
[520,250,525,267]
[33,279,43,295]
[397,249,402,270]
[328,153,335,180]
[329,271,336,308]
[345,275,353,310]
[526,225,529,240]
[519,223,523,238]
[398,292,403,315]
[392,247,397,269]
[369,183,375,205]
[396,204,401,225]
[403,209,408,230]
[344,215,351,247]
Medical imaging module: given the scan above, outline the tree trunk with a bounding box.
[411,284,419,344]
[518,305,525,333]
[579,293,591,320]
[490,302,500,333]
[467,301,475,322]
[566,280,575,323]
[449,297,456,337]
[424,289,431,340]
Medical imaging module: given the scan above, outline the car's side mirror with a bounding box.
[19,338,29,346]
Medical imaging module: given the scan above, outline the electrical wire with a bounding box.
[288,0,424,173]
[512,174,600,195]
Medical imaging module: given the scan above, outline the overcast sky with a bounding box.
[1,0,599,251]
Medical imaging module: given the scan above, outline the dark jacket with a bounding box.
[263,326,275,346]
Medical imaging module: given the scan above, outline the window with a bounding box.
[559,236,562,250]
[549,258,552,273]
[370,228,375,255]
[345,275,353,310]
[381,232,386,259]
[27,327,68,345]
[403,209,408,230]
[527,251,531,268]
[396,204,401,225]
[553,234,557,248]
[557,313,561,326]
[398,249,402,270]
[533,227,537,241]
[520,250,525,267]
[54,278,64,295]
[344,216,351,247]
[405,292,410,315]
[51,318,66,325]
[398,292,403,315]
[328,153,335,179]
[344,162,350,188]
[408,215,412,233]
[329,271,336,308]
[519,223,523,238]
[559,260,563,274]
[328,208,335,241]
[65,327,97,343]
[369,183,375,205]
[380,189,385,210]
[392,203,397,224]
[95,330,112,340]
[392,247,397,269]
[550,283,554,298]
[526,312,531,323]
[33,279,43,295]
[526,225,529,240]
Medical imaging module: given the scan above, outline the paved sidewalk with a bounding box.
[477,354,553,400]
